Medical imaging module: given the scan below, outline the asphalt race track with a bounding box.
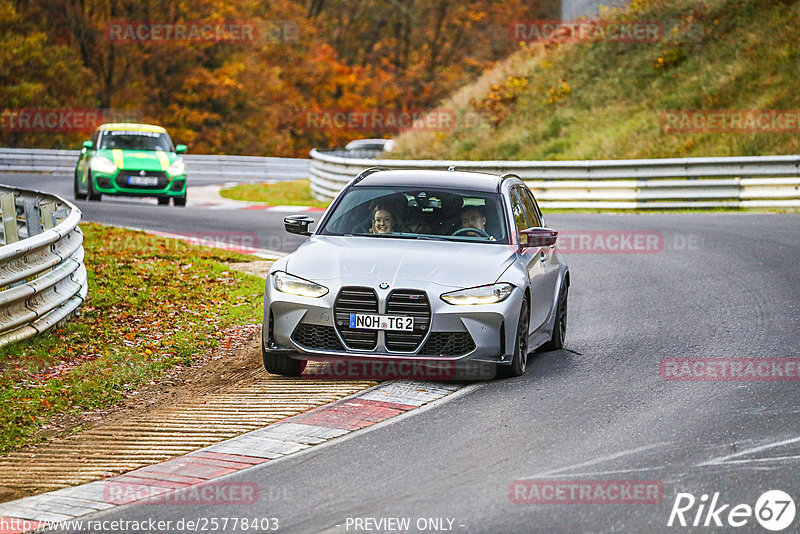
[2,170,799,533]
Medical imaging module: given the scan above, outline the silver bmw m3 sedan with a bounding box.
[262,168,569,379]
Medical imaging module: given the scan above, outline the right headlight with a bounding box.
[273,271,329,298]
[89,155,117,174]
[440,283,514,305]
[166,158,185,175]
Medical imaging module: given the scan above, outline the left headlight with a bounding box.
[166,158,185,175]
[441,283,514,305]
[273,271,329,298]
[89,155,117,174]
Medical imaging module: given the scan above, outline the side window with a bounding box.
[520,188,542,228]
[509,189,527,242]
[90,130,100,147]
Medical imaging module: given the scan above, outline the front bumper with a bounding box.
[93,170,186,197]
[263,277,523,365]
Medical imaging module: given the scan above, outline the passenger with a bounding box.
[369,204,397,234]
[460,206,495,240]
[435,193,462,235]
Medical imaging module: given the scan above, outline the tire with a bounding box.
[74,171,87,200]
[174,194,186,207]
[498,298,530,378]
[540,283,568,352]
[157,197,170,205]
[262,345,306,377]
[86,172,102,201]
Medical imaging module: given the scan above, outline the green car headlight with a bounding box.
[166,158,185,175]
[89,156,117,174]
[441,283,514,305]
[273,271,328,298]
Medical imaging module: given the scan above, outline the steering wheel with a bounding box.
[452,227,490,238]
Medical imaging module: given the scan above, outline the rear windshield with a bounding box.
[319,186,509,244]
[99,130,174,151]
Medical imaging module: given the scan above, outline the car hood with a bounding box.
[285,236,516,289]
[96,148,177,171]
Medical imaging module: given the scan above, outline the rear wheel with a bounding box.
[86,172,102,201]
[540,283,568,352]
[73,171,87,200]
[157,197,170,205]
[498,298,530,378]
[262,346,306,377]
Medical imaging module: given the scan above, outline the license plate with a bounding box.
[128,175,159,186]
[349,313,413,331]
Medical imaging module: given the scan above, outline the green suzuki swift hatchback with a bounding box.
[75,123,188,206]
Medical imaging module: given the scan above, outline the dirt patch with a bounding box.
[33,324,263,444]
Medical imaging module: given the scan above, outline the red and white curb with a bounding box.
[0,381,462,533]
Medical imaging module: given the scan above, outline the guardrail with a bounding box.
[0,185,87,347]
[309,149,800,209]
[0,148,309,181]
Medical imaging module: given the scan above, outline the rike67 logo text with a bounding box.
[668,490,796,531]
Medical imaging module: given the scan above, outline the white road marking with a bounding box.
[531,466,662,478]
[698,436,800,466]
[526,443,670,478]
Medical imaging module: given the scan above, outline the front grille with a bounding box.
[385,290,431,352]
[115,170,168,189]
[334,286,378,350]
[291,324,344,351]
[418,332,476,357]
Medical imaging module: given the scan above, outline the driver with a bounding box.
[459,206,495,240]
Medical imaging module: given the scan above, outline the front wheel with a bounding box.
[262,346,306,377]
[157,197,170,205]
[174,194,186,207]
[86,172,102,201]
[539,283,568,352]
[74,171,87,200]
[498,298,530,378]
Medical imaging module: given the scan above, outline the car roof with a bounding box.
[354,169,502,193]
[346,138,390,148]
[98,123,167,133]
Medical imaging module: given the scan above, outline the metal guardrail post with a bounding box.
[1,193,18,245]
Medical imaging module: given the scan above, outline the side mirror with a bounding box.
[175,144,188,154]
[83,141,93,149]
[520,227,558,248]
[284,214,315,236]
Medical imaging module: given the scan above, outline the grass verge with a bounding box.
[0,223,265,454]
[220,179,330,208]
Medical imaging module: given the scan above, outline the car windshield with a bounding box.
[319,186,509,244]
[99,131,173,151]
